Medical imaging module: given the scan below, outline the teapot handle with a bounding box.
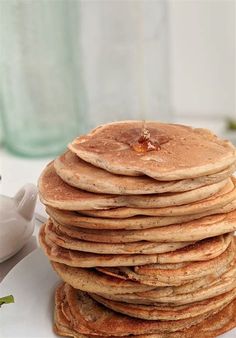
[14,184,38,220]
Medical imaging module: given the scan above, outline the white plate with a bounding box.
[0,248,59,338]
[0,249,235,338]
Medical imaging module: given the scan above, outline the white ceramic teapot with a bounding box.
[0,184,38,263]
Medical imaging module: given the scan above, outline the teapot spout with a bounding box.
[14,184,38,221]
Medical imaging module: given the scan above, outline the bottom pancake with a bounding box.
[54,283,236,337]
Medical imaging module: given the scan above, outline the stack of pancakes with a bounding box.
[38,121,236,337]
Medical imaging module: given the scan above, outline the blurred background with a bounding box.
[0,0,235,157]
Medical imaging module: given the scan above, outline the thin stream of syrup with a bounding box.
[132,121,162,153]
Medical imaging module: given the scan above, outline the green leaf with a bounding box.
[227,119,236,131]
[0,295,15,307]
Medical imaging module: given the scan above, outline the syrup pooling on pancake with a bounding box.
[126,122,170,153]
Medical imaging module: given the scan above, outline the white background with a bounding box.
[169,0,235,121]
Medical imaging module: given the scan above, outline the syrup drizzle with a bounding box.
[132,121,161,153]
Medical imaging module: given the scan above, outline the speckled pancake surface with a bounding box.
[54,284,236,337]
[53,239,234,289]
[51,262,156,294]
[47,220,192,255]
[54,150,236,195]
[52,260,228,295]
[40,223,233,266]
[39,162,230,211]
[46,199,236,230]
[132,238,235,284]
[52,211,236,244]
[78,177,236,217]
[39,223,169,267]
[54,283,236,336]
[97,240,235,287]
[38,162,117,210]
[98,256,236,305]
[91,287,236,321]
[68,121,236,180]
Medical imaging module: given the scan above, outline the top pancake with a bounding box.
[68,121,236,181]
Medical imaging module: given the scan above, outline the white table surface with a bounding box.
[0,147,53,282]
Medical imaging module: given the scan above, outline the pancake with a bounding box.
[133,238,235,284]
[46,220,193,255]
[97,273,223,303]
[51,262,157,294]
[137,260,236,305]
[40,223,232,266]
[52,211,236,243]
[68,121,236,180]
[38,162,118,211]
[39,162,229,211]
[57,283,233,335]
[54,284,236,337]
[91,287,236,321]
[97,240,234,286]
[53,261,193,289]
[139,233,233,264]
[78,177,236,217]
[97,272,224,303]
[53,249,232,289]
[54,150,236,195]
[46,199,236,230]
[98,256,236,305]
[40,223,169,267]
[53,259,227,297]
